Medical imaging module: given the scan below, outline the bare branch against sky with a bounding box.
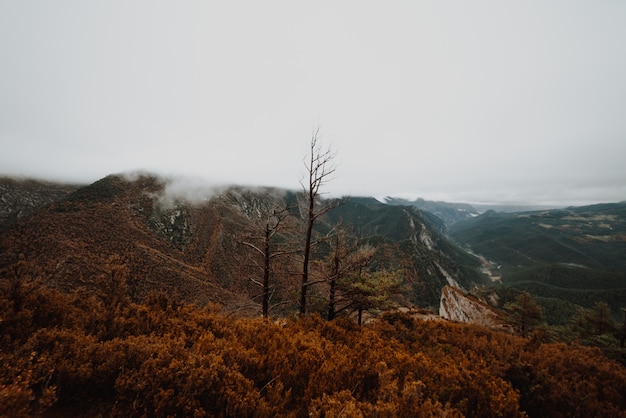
[1,1,625,205]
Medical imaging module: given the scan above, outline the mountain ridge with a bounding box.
[0,173,487,316]
[448,202,626,321]
[3,173,623,319]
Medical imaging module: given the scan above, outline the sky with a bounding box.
[1,1,625,206]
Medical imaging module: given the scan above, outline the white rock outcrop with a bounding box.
[439,286,507,329]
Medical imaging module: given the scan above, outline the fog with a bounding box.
[1,1,625,205]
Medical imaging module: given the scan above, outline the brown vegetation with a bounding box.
[2,266,626,417]
[2,175,626,416]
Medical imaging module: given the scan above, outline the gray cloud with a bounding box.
[1,1,625,205]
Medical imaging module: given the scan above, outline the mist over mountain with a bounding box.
[382,196,574,228]
[3,173,626,416]
[2,173,624,321]
[0,174,489,314]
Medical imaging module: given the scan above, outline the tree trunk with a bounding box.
[327,241,340,320]
[619,309,626,348]
[262,225,270,318]
[328,278,336,320]
[299,127,336,317]
[299,177,316,317]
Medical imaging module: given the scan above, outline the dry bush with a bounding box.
[2,269,626,417]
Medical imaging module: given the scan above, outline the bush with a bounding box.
[2,276,626,417]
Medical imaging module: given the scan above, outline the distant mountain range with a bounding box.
[449,203,626,321]
[382,196,567,227]
[2,174,624,323]
[4,174,626,418]
[382,197,480,227]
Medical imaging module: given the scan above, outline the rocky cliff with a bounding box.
[439,285,508,330]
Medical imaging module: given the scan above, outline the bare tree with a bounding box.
[299,127,336,317]
[242,204,292,318]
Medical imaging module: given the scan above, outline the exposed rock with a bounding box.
[0,177,79,226]
[439,285,508,330]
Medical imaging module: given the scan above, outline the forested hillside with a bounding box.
[2,175,626,416]
[0,174,486,316]
[449,204,626,323]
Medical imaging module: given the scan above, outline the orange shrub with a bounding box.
[2,275,626,417]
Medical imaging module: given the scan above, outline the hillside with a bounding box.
[0,174,487,316]
[2,175,626,416]
[326,198,486,305]
[448,203,626,318]
[382,196,479,227]
[0,177,80,226]
[0,175,250,309]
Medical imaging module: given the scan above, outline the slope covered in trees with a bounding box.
[2,174,626,416]
[0,174,485,315]
[449,204,626,321]
[449,203,626,270]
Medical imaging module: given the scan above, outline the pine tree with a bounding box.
[504,292,543,338]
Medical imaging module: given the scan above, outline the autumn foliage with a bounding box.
[2,264,626,418]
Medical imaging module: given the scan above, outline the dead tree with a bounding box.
[242,205,291,318]
[299,127,336,317]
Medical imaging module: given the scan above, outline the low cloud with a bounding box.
[158,176,228,209]
[118,170,227,209]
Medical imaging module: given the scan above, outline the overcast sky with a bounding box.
[1,1,625,205]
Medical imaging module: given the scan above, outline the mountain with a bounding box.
[471,203,565,213]
[0,177,80,226]
[326,197,487,306]
[448,203,626,319]
[0,174,487,316]
[0,175,252,309]
[4,175,626,417]
[382,196,569,228]
[382,196,480,227]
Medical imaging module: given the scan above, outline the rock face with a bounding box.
[439,286,506,329]
[0,177,79,226]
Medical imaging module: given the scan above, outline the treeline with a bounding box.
[491,285,626,365]
[2,266,626,417]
